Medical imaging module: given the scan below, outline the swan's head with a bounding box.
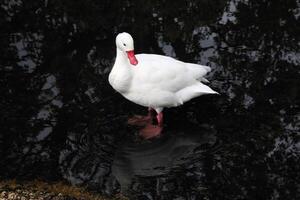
[116,32,138,66]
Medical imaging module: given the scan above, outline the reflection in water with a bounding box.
[58,121,217,198]
[112,125,216,194]
[0,0,299,199]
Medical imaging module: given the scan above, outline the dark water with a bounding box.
[1,0,299,199]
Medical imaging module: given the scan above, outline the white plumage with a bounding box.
[109,32,218,114]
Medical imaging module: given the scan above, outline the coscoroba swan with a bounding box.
[109,32,218,139]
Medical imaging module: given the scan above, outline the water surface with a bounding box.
[0,0,299,199]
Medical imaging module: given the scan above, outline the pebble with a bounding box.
[0,190,72,200]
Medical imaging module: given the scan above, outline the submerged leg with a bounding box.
[139,111,163,139]
[127,107,154,126]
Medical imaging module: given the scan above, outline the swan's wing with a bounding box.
[134,54,192,92]
[134,54,211,92]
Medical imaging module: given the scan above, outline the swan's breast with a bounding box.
[109,67,132,93]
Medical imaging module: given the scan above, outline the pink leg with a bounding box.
[139,112,163,139]
[157,112,163,127]
[127,107,154,126]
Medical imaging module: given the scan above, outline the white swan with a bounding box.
[109,32,218,139]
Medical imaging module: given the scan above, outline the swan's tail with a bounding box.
[185,63,211,80]
[176,82,218,103]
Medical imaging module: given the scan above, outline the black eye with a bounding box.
[123,43,126,46]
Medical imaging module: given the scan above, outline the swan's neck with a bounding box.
[115,48,129,66]
[109,48,132,93]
